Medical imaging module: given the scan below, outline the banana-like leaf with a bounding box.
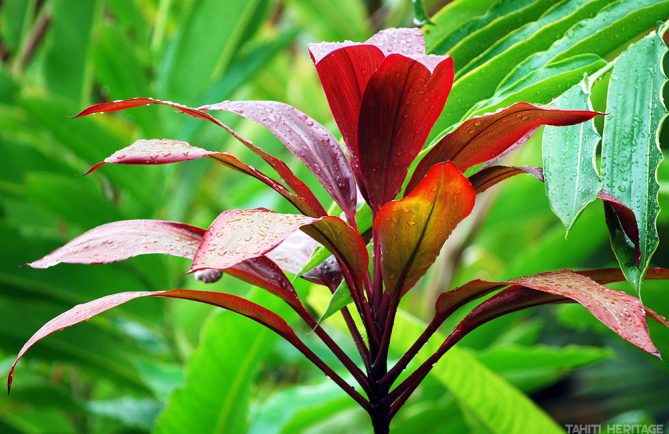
[155,300,279,434]
[543,81,602,231]
[9,289,298,392]
[199,101,358,221]
[392,312,564,434]
[499,0,669,91]
[601,31,668,289]
[376,163,475,297]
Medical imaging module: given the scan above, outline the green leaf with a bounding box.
[285,0,369,42]
[459,0,610,76]
[426,0,533,55]
[601,30,668,290]
[499,0,669,92]
[318,281,353,324]
[423,0,497,54]
[158,0,264,102]
[392,312,563,434]
[467,54,607,119]
[447,0,556,70]
[478,344,610,393]
[43,0,102,104]
[154,302,278,434]
[412,0,433,25]
[543,81,602,231]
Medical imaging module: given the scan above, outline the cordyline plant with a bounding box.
[9,28,669,433]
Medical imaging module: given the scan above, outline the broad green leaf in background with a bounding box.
[460,0,610,76]
[478,344,610,393]
[601,30,668,290]
[446,0,555,70]
[466,54,607,119]
[154,304,278,434]
[392,312,564,434]
[499,0,669,92]
[543,81,602,231]
[158,0,264,102]
[285,0,369,42]
[426,0,535,56]
[43,0,102,104]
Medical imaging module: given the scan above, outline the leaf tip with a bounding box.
[83,162,106,176]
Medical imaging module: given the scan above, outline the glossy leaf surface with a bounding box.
[408,103,599,193]
[86,138,324,217]
[9,289,297,391]
[601,31,668,289]
[376,163,474,297]
[28,220,204,268]
[453,271,663,356]
[199,100,357,220]
[543,82,602,231]
[357,53,454,210]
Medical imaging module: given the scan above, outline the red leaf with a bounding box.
[375,163,474,297]
[449,271,664,357]
[309,28,441,207]
[468,165,543,194]
[27,218,301,307]
[199,101,357,222]
[28,220,204,268]
[76,99,326,217]
[191,208,369,286]
[8,289,298,392]
[407,103,600,193]
[87,139,324,217]
[358,54,454,211]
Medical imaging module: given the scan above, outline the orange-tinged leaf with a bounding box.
[375,163,475,297]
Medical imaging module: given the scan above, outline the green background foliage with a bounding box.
[0,0,668,432]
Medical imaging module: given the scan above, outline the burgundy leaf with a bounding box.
[8,289,298,392]
[75,97,222,125]
[28,220,204,268]
[468,165,544,194]
[309,28,439,206]
[27,218,300,307]
[579,267,669,285]
[199,101,357,222]
[407,103,600,193]
[191,208,369,286]
[87,138,325,217]
[451,271,664,357]
[76,99,327,217]
[358,54,454,211]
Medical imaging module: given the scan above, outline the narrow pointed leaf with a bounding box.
[376,163,475,297]
[27,218,301,307]
[468,165,543,194]
[358,54,454,210]
[8,289,298,392]
[76,98,327,217]
[408,103,599,193]
[191,209,368,286]
[28,220,204,268]
[317,281,353,324]
[543,82,602,231]
[87,138,325,217]
[450,271,664,357]
[199,101,357,221]
[601,31,668,289]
